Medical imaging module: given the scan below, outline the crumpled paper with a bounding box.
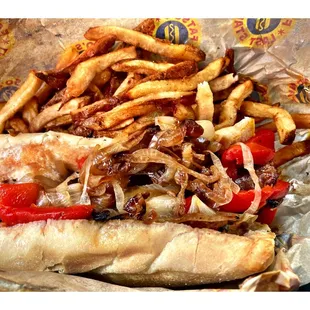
[1,17,310,291]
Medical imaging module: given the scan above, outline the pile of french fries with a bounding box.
[1,18,308,164]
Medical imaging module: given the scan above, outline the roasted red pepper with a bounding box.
[0,183,40,208]
[222,142,275,166]
[220,186,274,213]
[184,196,192,213]
[76,156,88,170]
[221,129,275,167]
[0,204,94,226]
[257,207,278,226]
[247,129,275,151]
[269,180,290,200]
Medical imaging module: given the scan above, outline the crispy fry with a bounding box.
[0,102,5,110]
[71,97,120,124]
[68,125,93,137]
[65,35,116,73]
[258,114,310,131]
[214,117,255,149]
[134,18,156,36]
[42,88,67,108]
[112,60,174,75]
[173,103,195,121]
[225,48,236,74]
[274,141,310,168]
[114,72,142,97]
[110,118,135,130]
[83,91,194,130]
[56,46,80,71]
[35,71,69,90]
[8,117,29,133]
[45,115,73,129]
[213,85,235,102]
[84,104,158,131]
[22,97,39,125]
[215,80,253,130]
[88,83,104,101]
[125,57,229,99]
[241,101,296,145]
[30,96,91,132]
[209,73,238,93]
[35,83,53,105]
[137,60,198,85]
[196,81,213,121]
[84,26,206,62]
[92,69,112,88]
[66,46,137,98]
[0,71,43,133]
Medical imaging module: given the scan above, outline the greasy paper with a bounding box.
[0,17,310,291]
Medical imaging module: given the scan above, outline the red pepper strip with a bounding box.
[257,207,278,226]
[220,186,274,213]
[247,129,275,151]
[76,156,88,170]
[0,183,40,208]
[269,180,290,200]
[225,162,238,180]
[222,142,275,166]
[184,197,192,213]
[0,204,94,226]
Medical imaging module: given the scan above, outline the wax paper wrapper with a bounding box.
[0,18,310,291]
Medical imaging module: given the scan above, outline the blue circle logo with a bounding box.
[0,85,18,102]
[156,21,188,44]
[247,19,281,35]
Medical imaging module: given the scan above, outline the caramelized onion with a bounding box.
[128,148,219,184]
[238,143,262,214]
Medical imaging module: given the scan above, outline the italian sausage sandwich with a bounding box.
[0,19,299,288]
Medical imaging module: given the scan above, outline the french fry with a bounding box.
[8,117,29,133]
[214,117,255,149]
[65,35,116,73]
[240,101,296,145]
[22,97,39,125]
[66,46,137,98]
[30,96,91,132]
[71,97,120,124]
[209,73,238,93]
[125,57,229,99]
[45,115,73,129]
[137,60,198,85]
[0,102,5,110]
[35,70,69,90]
[84,104,158,131]
[258,114,310,131]
[215,80,253,130]
[196,81,213,121]
[173,103,196,121]
[42,88,67,108]
[213,85,235,102]
[114,72,142,97]
[84,26,206,62]
[55,46,80,71]
[83,91,194,130]
[88,83,104,101]
[0,71,43,133]
[35,83,53,106]
[274,141,310,168]
[110,118,135,130]
[112,60,174,75]
[92,69,112,88]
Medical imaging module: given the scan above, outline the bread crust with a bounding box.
[0,131,113,182]
[0,219,275,287]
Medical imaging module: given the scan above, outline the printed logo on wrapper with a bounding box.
[0,20,15,59]
[153,19,201,47]
[287,77,310,104]
[233,18,295,48]
[70,40,94,53]
[0,77,21,102]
